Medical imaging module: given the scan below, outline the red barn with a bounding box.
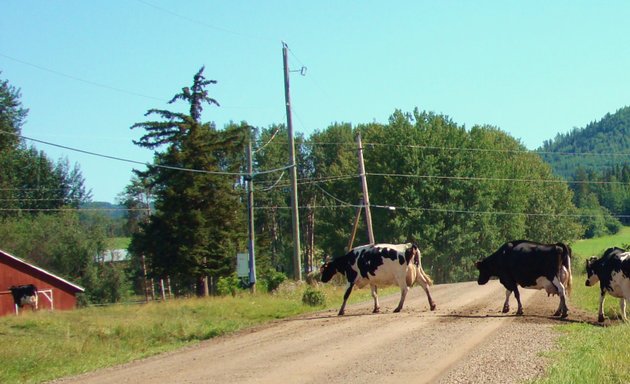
[0,249,84,316]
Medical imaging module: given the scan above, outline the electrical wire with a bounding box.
[0,52,166,102]
[5,131,291,177]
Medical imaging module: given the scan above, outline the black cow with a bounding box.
[475,240,572,318]
[320,243,436,316]
[9,284,38,310]
[585,247,630,322]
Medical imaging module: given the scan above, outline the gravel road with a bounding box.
[51,280,595,384]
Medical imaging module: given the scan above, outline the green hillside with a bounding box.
[539,106,630,178]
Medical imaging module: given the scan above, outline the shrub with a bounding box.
[216,274,241,296]
[302,287,326,306]
[262,270,287,292]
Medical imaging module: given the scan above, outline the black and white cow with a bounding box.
[320,243,436,316]
[475,240,572,318]
[585,247,630,323]
[9,284,38,311]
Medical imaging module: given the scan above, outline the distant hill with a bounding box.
[538,106,630,178]
[81,201,126,220]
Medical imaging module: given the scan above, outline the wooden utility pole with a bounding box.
[282,41,302,281]
[246,131,257,292]
[356,133,375,244]
[347,199,363,251]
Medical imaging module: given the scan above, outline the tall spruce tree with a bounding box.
[129,67,246,295]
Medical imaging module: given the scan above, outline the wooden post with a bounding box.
[246,131,257,292]
[347,199,363,251]
[356,133,375,244]
[282,42,302,281]
[160,279,166,301]
[141,254,149,303]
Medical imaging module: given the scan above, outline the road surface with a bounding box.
[52,280,594,384]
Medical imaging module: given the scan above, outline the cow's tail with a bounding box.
[418,266,434,286]
[411,245,433,286]
[558,243,572,295]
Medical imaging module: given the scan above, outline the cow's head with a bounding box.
[585,256,600,287]
[475,259,491,285]
[475,242,514,285]
[320,257,338,283]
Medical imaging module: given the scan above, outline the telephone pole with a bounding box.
[282,42,302,281]
[246,129,257,292]
[356,132,375,244]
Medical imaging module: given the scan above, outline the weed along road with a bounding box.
[52,281,583,384]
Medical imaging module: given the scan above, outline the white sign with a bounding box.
[237,253,249,277]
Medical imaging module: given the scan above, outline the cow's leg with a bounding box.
[371,285,380,313]
[338,282,354,316]
[417,272,437,311]
[513,287,524,316]
[551,276,568,318]
[620,298,627,322]
[502,289,512,313]
[598,290,606,323]
[393,284,408,313]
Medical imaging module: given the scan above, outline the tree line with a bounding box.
[1,68,588,301]
[540,105,630,237]
[0,72,129,304]
[123,68,582,293]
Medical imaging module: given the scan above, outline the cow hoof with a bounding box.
[598,315,605,322]
[516,310,524,316]
[553,310,561,317]
[373,308,380,314]
[393,308,401,313]
[337,311,345,316]
[430,303,437,311]
[561,312,568,319]
[502,307,510,314]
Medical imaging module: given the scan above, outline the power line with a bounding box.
[0,52,166,102]
[366,172,630,186]
[4,131,291,177]
[136,0,277,43]
[252,203,630,219]
[254,139,630,157]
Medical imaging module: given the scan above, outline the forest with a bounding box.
[1,69,627,302]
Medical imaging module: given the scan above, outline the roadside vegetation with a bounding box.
[532,227,630,384]
[0,282,392,384]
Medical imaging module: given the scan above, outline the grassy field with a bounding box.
[532,228,630,384]
[0,281,390,384]
[105,237,131,250]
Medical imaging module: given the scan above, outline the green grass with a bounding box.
[532,228,630,384]
[571,226,630,261]
[105,237,131,249]
[0,282,391,384]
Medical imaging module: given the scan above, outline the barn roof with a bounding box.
[0,249,85,293]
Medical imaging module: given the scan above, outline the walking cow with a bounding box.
[320,243,436,316]
[475,240,572,318]
[585,247,630,322]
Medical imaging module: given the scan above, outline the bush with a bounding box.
[302,287,326,306]
[216,274,241,296]
[262,270,287,292]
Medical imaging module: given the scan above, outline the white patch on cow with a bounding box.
[587,272,600,286]
[21,295,38,309]
[605,270,630,299]
[522,276,556,293]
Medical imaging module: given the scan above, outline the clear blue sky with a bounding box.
[2,1,630,203]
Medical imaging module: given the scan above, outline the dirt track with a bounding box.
[52,281,595,384]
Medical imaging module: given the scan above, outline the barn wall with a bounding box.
[0,256,80,317]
